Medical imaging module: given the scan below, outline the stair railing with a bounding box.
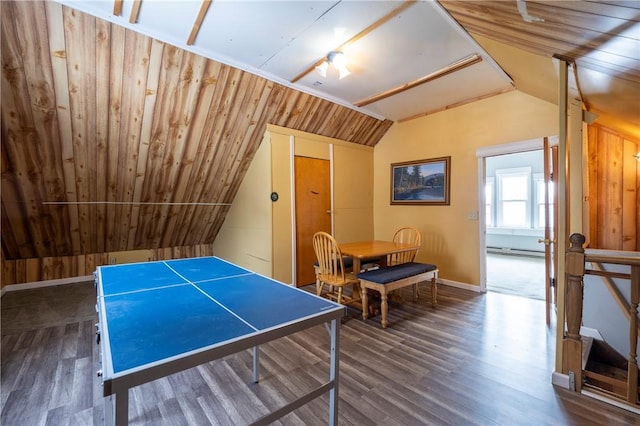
[564,233,640,406]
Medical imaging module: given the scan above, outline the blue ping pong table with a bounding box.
[95,256,345,426]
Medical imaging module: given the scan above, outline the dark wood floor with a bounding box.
[2,281,639,425]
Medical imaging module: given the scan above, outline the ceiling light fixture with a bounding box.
[316,51,351,80]
[290,2,415,84]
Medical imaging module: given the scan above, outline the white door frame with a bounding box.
[475,137,558,293]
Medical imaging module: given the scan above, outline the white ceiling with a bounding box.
[55,0,515,122]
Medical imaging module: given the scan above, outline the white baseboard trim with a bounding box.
[438,278,483,293]
[1,275,94,296]
[551,371,570,389]
[551,371,640,414]
[487,247,545,258]
[581,389,640,414]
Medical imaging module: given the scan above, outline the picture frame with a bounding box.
[390,156,451,205]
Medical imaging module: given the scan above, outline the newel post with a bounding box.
[563,233,586,391]
[627,264,639,403]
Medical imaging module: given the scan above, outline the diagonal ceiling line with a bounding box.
[354,53,483,108]
[257,1,342,69]
[290,0,417,84]
[187,0,213,46]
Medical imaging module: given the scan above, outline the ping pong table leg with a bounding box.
[329,318,340,426]
[104,391,128,426]
[252,346,260,383]
[116,391,129,426]
[104,394,114,426]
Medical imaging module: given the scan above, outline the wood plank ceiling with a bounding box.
[1,1,393,260]
[441,1,639,82]
[439,0,640,133]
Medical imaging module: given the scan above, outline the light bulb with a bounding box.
[316,61,329,78]
[329,51,350,79]
[338,67,351,80]
[331,51,347,69]
[317,51,350,79]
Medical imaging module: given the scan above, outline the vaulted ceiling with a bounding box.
[440,0,640,136]
[52,0,516,122]
[2,0,639,261]
[1,1,393,260]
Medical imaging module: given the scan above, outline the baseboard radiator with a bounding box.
[487,247,544,257]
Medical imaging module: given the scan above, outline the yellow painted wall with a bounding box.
[374,90,558,287]
[270,125,375,284]
[333,143,374,243]
[271,131,294,283]
[212,132,273,276]
[215,125,374,285]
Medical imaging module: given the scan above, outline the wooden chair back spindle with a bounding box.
[388,227,422,266]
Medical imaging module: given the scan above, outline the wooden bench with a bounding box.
[357,262,438,328]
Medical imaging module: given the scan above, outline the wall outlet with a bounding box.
[467,211,479,220]
[109,257,116,265]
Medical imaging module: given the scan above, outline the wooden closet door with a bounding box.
[295,156,331,287]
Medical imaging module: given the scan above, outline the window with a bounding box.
[496,167,531,228]
[533,173,553,228]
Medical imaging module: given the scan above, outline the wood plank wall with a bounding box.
[1,1,393,269]
[1,244,215,286]
[587,124,640,251]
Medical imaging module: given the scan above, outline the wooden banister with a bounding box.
[563,233,586,390]
[627,265,639,404]
[587,263,640,338]
[566,233,640,406]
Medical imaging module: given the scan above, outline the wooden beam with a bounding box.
[355,54,483,108]
[129,0,142,23]
[290,0,417,84]
[398,86,513,123]
[113,0,123,16]
[187,0,213,46]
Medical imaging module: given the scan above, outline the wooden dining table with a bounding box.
[337,240,421,316]
[339,240,420,274]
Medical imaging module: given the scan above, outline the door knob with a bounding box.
[538,238,555,245]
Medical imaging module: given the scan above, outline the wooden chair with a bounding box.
[388,227,422,266]
[387,227,422,300]
[312,232,360,305]
[314,256,353,292]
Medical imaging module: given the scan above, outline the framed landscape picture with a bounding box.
[390,156,451,205]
